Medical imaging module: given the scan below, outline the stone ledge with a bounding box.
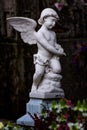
[29,91,64,99]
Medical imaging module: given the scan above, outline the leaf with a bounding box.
[49,121,58,130]
[60,99,66,109]
[75,100,82,111]
[82,99,87,112]
[52,101,58,110]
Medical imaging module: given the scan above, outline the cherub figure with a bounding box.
[7,8,66,92]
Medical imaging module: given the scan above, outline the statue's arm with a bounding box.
[36,32,64,56]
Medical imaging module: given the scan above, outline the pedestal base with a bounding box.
[17,92,63,126]
[30,90,64,99]
[17,113,34,126]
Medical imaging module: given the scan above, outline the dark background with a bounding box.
[0,0,87,120]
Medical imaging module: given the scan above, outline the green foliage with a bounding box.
[0,121,32,130]
[0,98,87,130]
[3,121,21,130]
[30,98,87,130]
[75,99,87,112]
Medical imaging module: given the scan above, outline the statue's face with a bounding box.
[44,16,57,29]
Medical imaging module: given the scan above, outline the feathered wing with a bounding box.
[7,17,37,45]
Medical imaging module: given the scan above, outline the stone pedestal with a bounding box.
[17,71,65,126]
[17,91,64,126]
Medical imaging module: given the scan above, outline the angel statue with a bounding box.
[7,8,66,96]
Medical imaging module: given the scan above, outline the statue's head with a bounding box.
[38,8,59,25]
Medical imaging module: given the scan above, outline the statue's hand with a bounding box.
[57,48,66,56]
[62,52,66,56]
[55,44,62,50]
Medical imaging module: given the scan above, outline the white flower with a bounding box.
[68,122,84,130]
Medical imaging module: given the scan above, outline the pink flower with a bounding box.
[66,100,73,107]
[64,113,70,120]
[58,124,70,130]
[54,2,64,11]
[77,115,83,122]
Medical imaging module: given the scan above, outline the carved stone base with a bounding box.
[31,71,64,93]
[30,91,64,99]
[17,72,65,126]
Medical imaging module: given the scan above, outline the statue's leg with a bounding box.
[50,57,61,74]
[31,64,45,92]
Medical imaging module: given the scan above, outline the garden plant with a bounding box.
[0,98,87,130]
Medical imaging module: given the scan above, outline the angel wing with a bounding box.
[7,17,37,45]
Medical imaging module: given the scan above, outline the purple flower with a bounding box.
[58,124,70,130]
[66,100,73,107]
[64,113,70,120]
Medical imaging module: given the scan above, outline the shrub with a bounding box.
[0,98,87,130]
[29,98,87,130]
